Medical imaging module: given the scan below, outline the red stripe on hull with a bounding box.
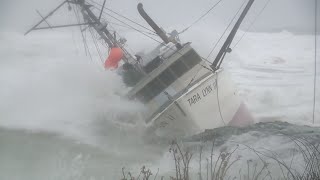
[229,103,254,127]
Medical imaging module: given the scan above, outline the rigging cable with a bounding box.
[313,0,318,124]
[90,6,157,36]
[178,0,224,34]
[186,0,247,88]
[77,5,94,62]
[96,9,173,49]
[73,4,90,57]
[100,19,132,29]
[98,19,138,55]
[185,0,247,88]
[88,0,156,34]
[83,26,94,62]
[232,0,271,49]
[67,5,79,54]
[206,0,247,60]
[88,27,104,63]
[215,73,226,125]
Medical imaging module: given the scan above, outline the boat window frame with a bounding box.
[135,49,202,103]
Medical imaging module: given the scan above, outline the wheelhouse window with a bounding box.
[136,49,202,103]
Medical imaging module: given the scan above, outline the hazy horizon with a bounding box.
[0,0,317,34]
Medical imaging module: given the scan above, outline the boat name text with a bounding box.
[187,81,217,106]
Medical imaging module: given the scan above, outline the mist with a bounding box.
[0,0,319,179]
[0,0,318,144]
[0,0,316,34]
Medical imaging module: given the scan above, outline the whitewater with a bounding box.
[0,26,319,179]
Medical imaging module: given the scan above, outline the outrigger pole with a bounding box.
[25,0,136,63]
[211,0,255,71]
[24,0,68,36]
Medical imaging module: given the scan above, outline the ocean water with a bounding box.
[0,27,319,179]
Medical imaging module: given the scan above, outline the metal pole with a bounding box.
[77,0,114,47]
[313,0,318,124]
[98,0,107,20]
[25,0,67,35]
[33,23,97,30]
[211,0,255,70]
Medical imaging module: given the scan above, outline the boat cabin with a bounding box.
[126,42,213,122]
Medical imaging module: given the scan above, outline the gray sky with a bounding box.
[0,0,316,33]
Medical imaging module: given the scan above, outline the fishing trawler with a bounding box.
[25,0,254,138]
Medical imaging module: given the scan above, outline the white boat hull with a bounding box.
[146,69,253,139]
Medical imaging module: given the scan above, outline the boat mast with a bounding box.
[211,0,255,71]
[75,0,114,48]
[73,0,135,62]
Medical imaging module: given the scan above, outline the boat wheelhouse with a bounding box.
[125,41,251,137]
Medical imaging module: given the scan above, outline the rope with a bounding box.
[232,0,271,49]
[313,0,318,124]
[215,73,226,125]
[178,0,224,34]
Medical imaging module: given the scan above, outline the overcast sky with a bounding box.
[0,0,317,34]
